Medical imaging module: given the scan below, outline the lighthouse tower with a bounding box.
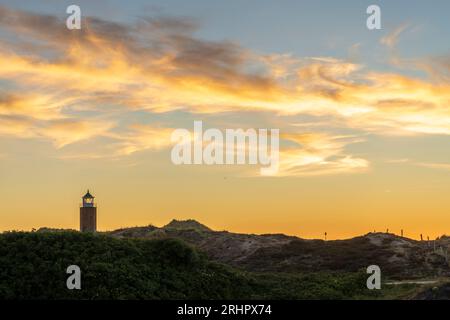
[80,190,97,232]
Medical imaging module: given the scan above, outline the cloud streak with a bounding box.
[0,6,449,176]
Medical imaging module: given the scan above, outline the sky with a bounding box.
[0,0,449,239]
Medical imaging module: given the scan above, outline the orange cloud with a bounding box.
[38,119,115,148]
[0,6,448,177]
[276,133,369,176]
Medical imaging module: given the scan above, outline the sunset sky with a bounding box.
[0,0,449,239]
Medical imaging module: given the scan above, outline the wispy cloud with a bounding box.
[380,23,410,48]
[275,133,369,176]
[416,162,450,171]
[0,6,449,177]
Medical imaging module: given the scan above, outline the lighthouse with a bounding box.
[80,190,97,232]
